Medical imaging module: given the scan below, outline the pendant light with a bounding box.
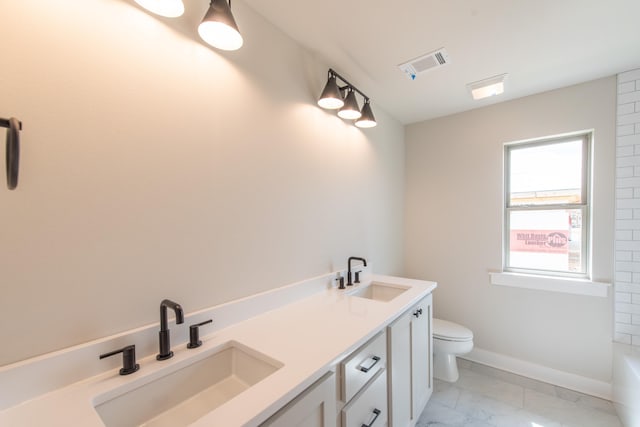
[338,88,361,120]
[198,0,244,51]
[134,0,185,17]
[355,99,377,128]
[317,73,344,110]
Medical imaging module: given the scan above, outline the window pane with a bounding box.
[508,209,584,274]
[509,139,583,206]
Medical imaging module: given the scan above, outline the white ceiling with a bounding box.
[243,0,640,124]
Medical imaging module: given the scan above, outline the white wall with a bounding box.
[405,77,615,382]
[0,0,405,366]
[614,68,640,347]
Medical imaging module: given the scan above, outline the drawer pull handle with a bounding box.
[358,355,380,373]
[413,308,423,318]
[361,408,381,427]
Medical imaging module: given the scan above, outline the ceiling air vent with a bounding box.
[398,48,451,80]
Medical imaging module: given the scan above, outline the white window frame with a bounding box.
[504,132,591,278]
[490,131,610,297]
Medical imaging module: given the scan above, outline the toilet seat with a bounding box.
[433,318,473,342]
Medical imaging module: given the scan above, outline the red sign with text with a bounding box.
[510,230,569,254]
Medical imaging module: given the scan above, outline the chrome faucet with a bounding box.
[347,256,367,286]
[157,299,184,360]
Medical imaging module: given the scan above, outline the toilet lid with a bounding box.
[433,318,473,342]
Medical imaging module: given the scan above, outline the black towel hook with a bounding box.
[0,117,21,190]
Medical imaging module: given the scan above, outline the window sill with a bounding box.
[489,272,610,297]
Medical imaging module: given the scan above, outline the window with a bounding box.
[504,132,591,278]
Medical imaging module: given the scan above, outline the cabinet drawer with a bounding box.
[341,369,387,427]
[341,331,386,402]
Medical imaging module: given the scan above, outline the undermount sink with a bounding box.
[348,282,409,302]
[94,341,282,427]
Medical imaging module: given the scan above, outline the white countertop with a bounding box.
[0,274,436,427]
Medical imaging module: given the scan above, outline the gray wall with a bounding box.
[0,0,405,366]
[404,77,616,382]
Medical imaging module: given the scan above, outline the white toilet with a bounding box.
[433,318,474,382]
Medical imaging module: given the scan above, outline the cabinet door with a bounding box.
[387,311,411,427]
[410,294,432,420]
[261,372,336,427]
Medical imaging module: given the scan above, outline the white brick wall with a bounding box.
[615,68,640,346]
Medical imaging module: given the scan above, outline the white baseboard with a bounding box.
[462,347,612,400]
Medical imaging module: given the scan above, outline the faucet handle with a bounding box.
[99,345,140,375]
[335,275,345,290]
[354,270,362,283]
[187,319,213,349]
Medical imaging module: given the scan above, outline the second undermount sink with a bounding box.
[94,341,282,427]
[348,282,409,302]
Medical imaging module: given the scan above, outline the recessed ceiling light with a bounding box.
[467,74,508,100]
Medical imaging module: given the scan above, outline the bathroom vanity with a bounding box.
[260,292,433,427]
[0,270,436,427]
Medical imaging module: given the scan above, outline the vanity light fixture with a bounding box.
[198,0,243,51]
[134,0,185,18]
[467,74,508,100]
[318,69,377,128]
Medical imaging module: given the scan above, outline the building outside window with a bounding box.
[504,132,591,278]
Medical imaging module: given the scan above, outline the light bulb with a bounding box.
[198,22,243,51]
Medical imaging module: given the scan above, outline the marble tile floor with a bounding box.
[417,359,623,427]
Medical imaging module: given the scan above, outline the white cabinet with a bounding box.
[263,293,433,427]
[261,372,336,427]
[387,311,411,427]
[387,294,432,426]
[339,331,388,427]
[410,294,432,420]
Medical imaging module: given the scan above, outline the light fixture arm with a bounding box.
[329,68,369,101]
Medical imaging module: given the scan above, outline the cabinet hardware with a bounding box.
[413,308,423,318]
[358,355,380,373]
[1,117,21,190]
[361,408,381,427]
